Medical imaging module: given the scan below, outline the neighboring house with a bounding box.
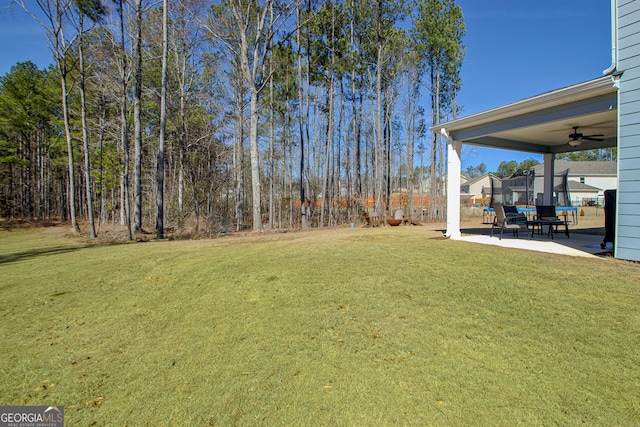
[431,0,640,262]
[417,172,467,198]
[500,170,534,205]
[565,181,602,205]
[532,160,617,205]
[460,173,493,205]
[497,161,617,206]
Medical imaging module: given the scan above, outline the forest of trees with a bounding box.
[0,0,465,238]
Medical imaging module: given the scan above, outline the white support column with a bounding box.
[443,130,461,239]
[543,153,555,205]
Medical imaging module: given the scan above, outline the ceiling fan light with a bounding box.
[568,139,583,147]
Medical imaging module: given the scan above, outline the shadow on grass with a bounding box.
[0,245,90,265]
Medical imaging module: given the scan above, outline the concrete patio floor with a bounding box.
[457,219,612,259]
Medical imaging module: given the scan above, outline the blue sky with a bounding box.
[0,0,612,172]
[454,0,612,171]
[0,3,52,73]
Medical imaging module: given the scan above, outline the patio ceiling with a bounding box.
[431,76,618,154]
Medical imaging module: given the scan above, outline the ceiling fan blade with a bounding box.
[566,126,606,144]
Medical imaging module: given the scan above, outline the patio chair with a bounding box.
[361,210,382,228]
[502,205,528,225]
[532,205,570,239]
[490,205,528,240]
[502,205,517,217]
[407,208,424,226]
[394,209,406,224]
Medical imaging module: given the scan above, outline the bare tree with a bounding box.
[18,0,82,233]
[133,0,144,233]
[412,0,465,220]
[295,0,311,228]
[155,0,168,239]
[229,0,270,232]
[317,0,337,228]
[75,0,106,239]
[208,0,294,232]
[114,0,133,239]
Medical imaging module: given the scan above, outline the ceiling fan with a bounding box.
[568,126,605,147]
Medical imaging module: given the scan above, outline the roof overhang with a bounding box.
[431,76,619,154]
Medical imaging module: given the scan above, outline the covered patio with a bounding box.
[431,75,619,256]
[455,210,612,258]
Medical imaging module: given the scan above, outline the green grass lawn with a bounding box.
[1,226,639,426]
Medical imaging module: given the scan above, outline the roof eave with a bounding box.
[430,76,618,135]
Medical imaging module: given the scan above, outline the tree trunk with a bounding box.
[78,14,96,238]
[59,63,79,234]
[230,0,273,233]
[248,89,262,231]
[435,67,443,220]
[234,75,245,232]
[133,0,143,233]
[406,75,418,217]
[349,0,362,218]
[385,98,391,212]
[320,82,334,228]
[296,3,309,228]
[156,0,168,239]
[268,45,275,230]
[429,64,437,220]
[320,0,336,228]
[98,103,107,228]
[375,41,384,215]
[117,0,132,240]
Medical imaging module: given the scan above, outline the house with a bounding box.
[431,0,640,262]
[565,181,602,206]
[499,170,535,206]
[496,160,617,206]
[532,160,617,206]
[460,173,493,205]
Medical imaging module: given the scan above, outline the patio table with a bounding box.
[482,207,494,224]
[557,206,578,225]
[527,218,570,240]
[485,206,578,225]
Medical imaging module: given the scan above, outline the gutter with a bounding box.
[440,127,452,143]
[603,0,618,76]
